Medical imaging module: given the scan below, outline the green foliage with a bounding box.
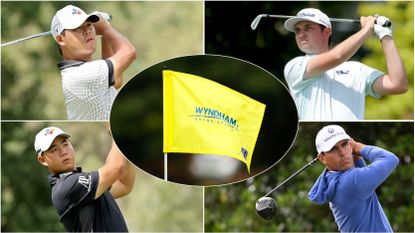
[359,1,414,119]
[1,2,203,120]
[205,122,413,232]
[1,122,203,231]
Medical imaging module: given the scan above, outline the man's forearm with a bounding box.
[329,25,373,65]
[381,37,408,94]
[101,36,114,59]
[305,24,373,78]
[105,141,126,175]
[101,26,136,64]
[101,26,136,88]
[118,160,136,193]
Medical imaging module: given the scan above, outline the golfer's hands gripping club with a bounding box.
[93,12,113,36]
[374,15,393,40]
[91,11,112,24]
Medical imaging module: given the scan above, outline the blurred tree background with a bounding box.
[1,122,203,232]
[205,122,413,232]
[1,1,203,120]
[205,1,413,119]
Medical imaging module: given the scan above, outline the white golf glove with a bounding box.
[92,11,112,24]
[374,16,392,40]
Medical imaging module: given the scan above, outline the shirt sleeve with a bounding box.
[354,157,367,168]
[347,146,399,199]
[64,171,99,208]
[284,56,316,94]
[104,59,115,87]
[359,63,384,99]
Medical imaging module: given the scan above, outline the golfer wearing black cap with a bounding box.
[309,125,399,232]
[35,126,136,232]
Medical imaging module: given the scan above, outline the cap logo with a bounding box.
[53,24,61,33]
[44,128,56,136]
[298,12,316,18]
[71,8,82,16]
[328,128,335,134]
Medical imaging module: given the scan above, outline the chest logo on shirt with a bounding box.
[78,175,90,189]
[335,70,350,75]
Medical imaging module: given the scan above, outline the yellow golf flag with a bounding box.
[163,70,266,173]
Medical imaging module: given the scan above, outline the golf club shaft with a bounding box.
[1,12,112,47]
[251,14,391,30]
[264,157,318,197]
[265,14,359,23]
[1,31,52,47]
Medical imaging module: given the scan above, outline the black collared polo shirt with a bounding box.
[48,167,128,232]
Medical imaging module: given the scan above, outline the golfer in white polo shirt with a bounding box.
[283,8,407,120]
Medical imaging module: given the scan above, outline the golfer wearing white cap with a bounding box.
[52,5,136,120]
[284,8,407,120]
[309,125,399,232]
[35,126,136,232]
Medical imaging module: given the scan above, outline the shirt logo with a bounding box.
[336,70,350,75]
[78,175,90,189]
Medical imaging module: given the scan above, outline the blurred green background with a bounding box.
[205,1,414,119]
[205,122,413,232]
[1,122,203,232]
[1,1,203,120]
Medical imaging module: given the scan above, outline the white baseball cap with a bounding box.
[284,8,331,32]
[34,126,71,155]
[315,125,351,154]
[51,5,99,41]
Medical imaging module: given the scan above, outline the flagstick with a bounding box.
[164,153,168,181]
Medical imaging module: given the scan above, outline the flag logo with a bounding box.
[163,70,266,173]
[241,147,248,160]
[191,107,239,130]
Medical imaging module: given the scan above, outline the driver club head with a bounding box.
[255,196,277,220]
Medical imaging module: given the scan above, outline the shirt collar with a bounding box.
[47,167,83,186]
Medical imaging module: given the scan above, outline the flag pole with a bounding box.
[164,153,168,181]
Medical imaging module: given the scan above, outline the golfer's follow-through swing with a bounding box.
[256,124,399,232]
[252,7,407,121]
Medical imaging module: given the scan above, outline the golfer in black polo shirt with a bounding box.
[34,126,136,232]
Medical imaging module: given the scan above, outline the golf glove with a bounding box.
[374,16,392,40]
[92,11,112,24]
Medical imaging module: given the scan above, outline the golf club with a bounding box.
[255,157,318,220]
[1,31,52,47]
[251,14,391,30]
[1,12,112,47]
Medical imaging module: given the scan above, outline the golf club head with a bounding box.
[256,196,277,220]
[251,14,265,30]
